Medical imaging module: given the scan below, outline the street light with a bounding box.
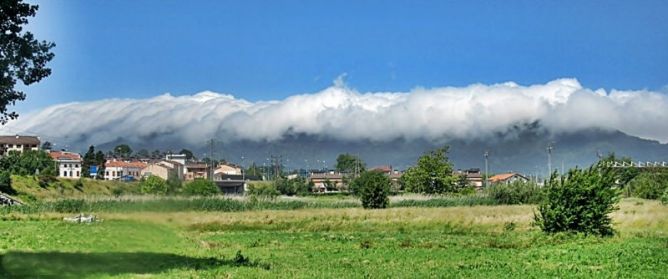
[484,151,489,188]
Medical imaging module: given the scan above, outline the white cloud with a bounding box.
[2,78,668,146]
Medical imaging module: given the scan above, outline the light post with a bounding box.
[547,143,554,179]
[484,151,489,188]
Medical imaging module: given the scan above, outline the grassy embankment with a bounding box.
[0,198,667,278]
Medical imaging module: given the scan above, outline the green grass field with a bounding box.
[1,198,667,278]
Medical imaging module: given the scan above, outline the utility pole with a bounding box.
[547,143,554,179]
[208,138,215,181]
[484,151,489,188]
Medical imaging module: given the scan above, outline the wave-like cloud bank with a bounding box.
[2,78,668,146]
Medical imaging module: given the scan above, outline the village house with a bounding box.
[214,163,242,176]
[104,160,147,181]
[309,172,344,192]
[140,160,183,181]
[185,162,208,181]
[455,168,484,189]
[489,172,529,185]
[49,151,82,179]
[371,165,403,190]
[0,135,40,156]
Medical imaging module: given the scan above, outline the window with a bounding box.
[106,171,109,176]
[75,164,79,168]
[63,171,68,177]
[76,171,80,177]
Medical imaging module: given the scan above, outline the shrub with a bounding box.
[184,179,219,196]
[0,171,16,195]
[486,181,543,204]
[661,188,668,205]
[247,182,279,199]
[534,166,620,236]
[626,172,668,199]
[275,177,310,196]
[139,175,168,195]
[352,171,390,209]
[166,176,183,194]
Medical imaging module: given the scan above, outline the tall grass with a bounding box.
[1,194,500,214]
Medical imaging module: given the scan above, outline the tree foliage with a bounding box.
[534,165,620,236]
[0,170,15,195]
[351,171,390,209]
[183,179,219,196]
[401,146,456,194]
[113,144,133,158]
[486,180,543,204]
[335,153,365,174]
[626,172,668,200]
[0,150,55,176]
[179,149,195,160]
[0,0,55,124]
[139,175,167,195]
[274,176,310,196]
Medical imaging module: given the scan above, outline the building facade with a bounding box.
[104,160,147,181]
[0,135,40,156]
[49,151,82,179]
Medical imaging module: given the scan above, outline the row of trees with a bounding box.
[139,175,219,196]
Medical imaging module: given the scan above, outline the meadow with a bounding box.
[1,198,667,278]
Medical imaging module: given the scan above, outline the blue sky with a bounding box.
[18,0,668,113]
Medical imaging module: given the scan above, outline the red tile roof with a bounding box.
[105,160,147,168]
[489,173,522,183]
[49,151,81,161]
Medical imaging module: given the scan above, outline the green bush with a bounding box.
[352,171,390,209]
[534,166,620,236]
[247,182,279,198]
[140,175,168,195]
[486,181,543,204]
[0,171,16,195]
[183,179,219,196]
[275,177,310,196]
[626,172,668,199]
[661,188,668,205]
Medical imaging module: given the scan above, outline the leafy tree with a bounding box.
[626,172,668,199]
[81,145,95,178]
[113,144,133,158]
[246,162,260,177]
[335,153,365,174]
[135,149,150,158]
[351,171,390,209]
[274,176,310,196]
[179,149,195,160]
[41,141,52,150]
[0,150,55,175]
[183,179,219,196]
[599,153,639,187]
[534,165,620,236]
[94,150,106,179]
[139,175,167,195]
[0,0,55,124]
[0,170,16,195]
[151,149,162,159]
[401,146,456,194]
